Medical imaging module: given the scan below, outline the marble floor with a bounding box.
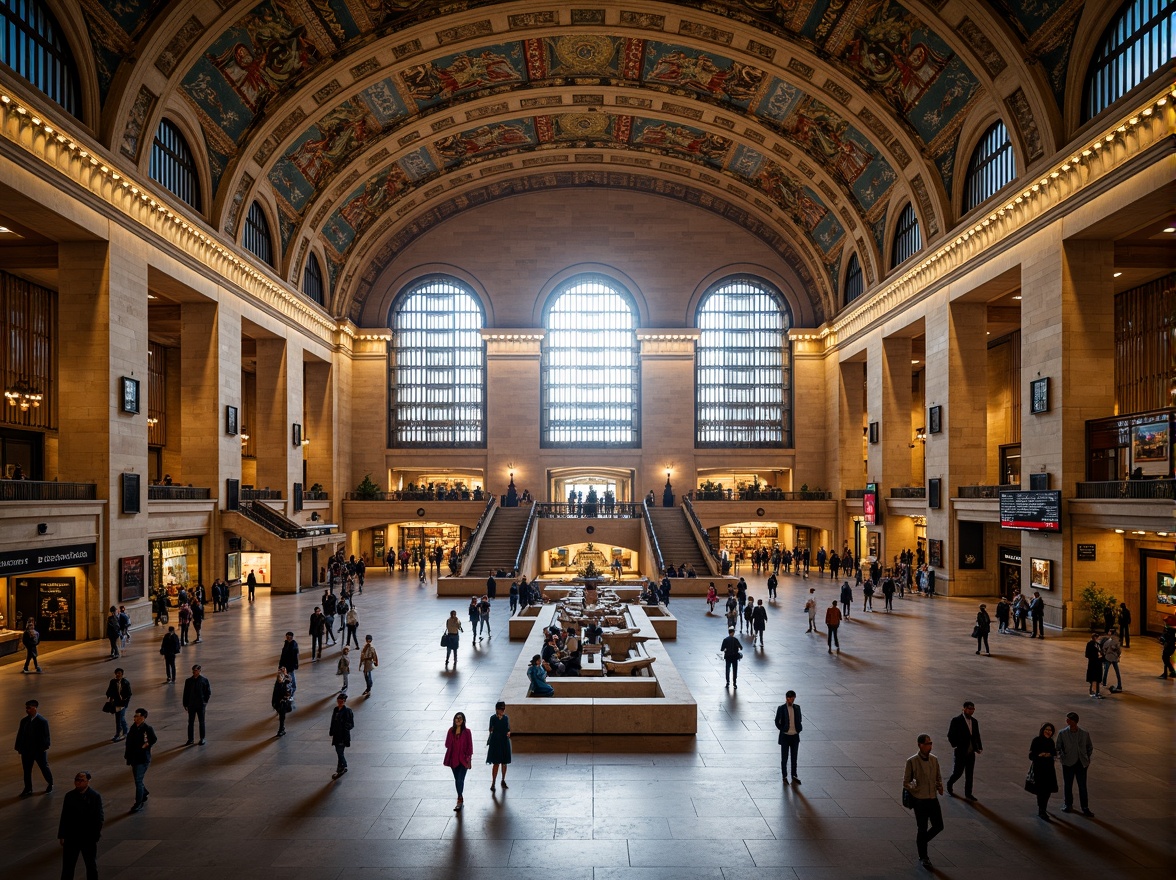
[2,569,1171,880]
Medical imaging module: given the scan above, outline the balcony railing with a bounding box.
[343,489,484,501]
[302,490,329,501]
[0,480,97,501]
[845,488,867,499]
[890,486,926,499]
[957,485,1015,499]
[241,488,283,501]
[693,489,833,501]
[534,502,641,518]
[1076,479,1175,500]
[148,485,211,501]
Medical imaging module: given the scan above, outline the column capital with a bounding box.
[481,329,544,357]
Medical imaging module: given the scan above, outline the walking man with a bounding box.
[766,572,778,600]
[720,627,741,689]
[124,708,157,812]
[247,569,257,602]
[1098,630,1123,692]
[159,626,181,683]
[825,601,842,653]
[22,619,42,672]
[839,581,853,618]
[279,632,300,697]
[182,665,211,746]
[58,771,103,879]
[105,606,121,659]
[1030,592,1045,638]
[945,701,983,801]
[106,668,132,743]
[309,606,326,660]
[751,599,768,647]
[1057,711,1094,816]
[774,690,802,784]
[903,733,945,871]
[329,693,354,779]
[15,699,53,797]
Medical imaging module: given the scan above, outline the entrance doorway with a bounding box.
[548,467,634,511]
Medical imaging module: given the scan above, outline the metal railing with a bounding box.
[343,489,485,501]
[693,489,833,501]
[957,485,1015,499]
[683,496,721,564]
[513,502,538,576]
[241,488,283,501]
[0,480,97,501]
[148,485,211,501]
[458,495,497,573]
[534,502,641,518]
[1076,479,1175,500]
[302,490,329,501]
[236,500,334,539]
[845,488,867,499]
[641,499,664,575]
[890,486,926,499]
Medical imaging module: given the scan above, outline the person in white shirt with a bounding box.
[773,691,803,784]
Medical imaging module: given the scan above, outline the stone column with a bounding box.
[637,331,699,496]
[304,359,334,499]
[867,334,915,560]
[58,238,149,637]
[254,337,291,497]
[837,358,867,557]
[482,330,545,498]
[1020,238,1115,627]
[180,301,242,494]
[350,338,388,492]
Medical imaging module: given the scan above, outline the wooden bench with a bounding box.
[603,655,657,677]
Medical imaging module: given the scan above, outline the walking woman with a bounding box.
[706,583,718,614]
[1028,721,1059,819]
[443,711,473,811]
[974,604,992,655]
[271,668,292,737]
[1084,631,1104,698]
[487,701,511,791]
[359,635,378,697]
[105,667,132,742]
[444,610,463,667]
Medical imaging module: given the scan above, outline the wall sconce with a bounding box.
[910,427,926,447]
[146,417,159,427]
[301,434,310,447]
[4,378,42,410]
[240,429,249,442]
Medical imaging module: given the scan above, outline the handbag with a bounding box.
[970,625,980,638]
[440,633,449,647]
[102,699,117,714]
[901,788,915,809]
[1024,765,1036,794]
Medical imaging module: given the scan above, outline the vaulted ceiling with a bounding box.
[73,0,1094,322]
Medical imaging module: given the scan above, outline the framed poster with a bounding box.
[225,405,238,436]
[928,538,943,568]
[120,376,140,414]
[121,473,141,514]
[867,531,880,560]
[1030,377,1050,414]
[868,421,879,444]
[1030,557,1052,590]
[928,477,941,509]
[292,423,302,447]
[119,555,144,601]
[1131,421,1170,475]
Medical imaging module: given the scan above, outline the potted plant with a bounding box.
[354,474,381,500]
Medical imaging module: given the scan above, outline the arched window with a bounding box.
[242,201,273,267]
[0,0,81,117]
[843,253,864,305]
[150,119,202,211]
[696,277,792,447]
[962,121,1016,213]
[303,252,326,306]
[541,275,640,446]
[891,202,922,268]
[388,276,485,447]
[1084,0,1174,121]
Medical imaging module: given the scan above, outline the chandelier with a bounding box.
[4,378,42,410]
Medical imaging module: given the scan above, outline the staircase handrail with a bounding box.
[641,499,664,576]
[458,495,498,576]
[682,496,722,566]
[237,501,305,539]
[512,501,538,576]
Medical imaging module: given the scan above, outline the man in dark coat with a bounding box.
[309,607,326,660]
[945,701,984,800]
[279,632,300,696]
[720,627,742,689]
[774,690,803,784]
[1030,592,1046,638]
[329,693,354,779]
[159,626,181,683]
[58,770,104,879]
[124,708,157,812]
[15,699,53,796]
[182,665,211,745]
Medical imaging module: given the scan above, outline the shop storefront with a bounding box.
[149,537,202,605]
[1142,548,1176,633]
[0,543,97,643]
[393,522,463,563]
[998,546,1022,600]
[717,522,779,557]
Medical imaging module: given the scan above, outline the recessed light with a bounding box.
[0,226,10,233]
[911,359,920,365]
[1012,295,1022,300]
[1113,272,1122,277]
[1114,529,1125,534]
[1165,227,1176,233]
[1132,530,1146,535]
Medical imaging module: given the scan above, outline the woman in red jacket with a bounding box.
[443,711,473,811]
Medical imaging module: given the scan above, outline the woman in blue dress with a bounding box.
[527,654,554,696]
[487,700,511,790]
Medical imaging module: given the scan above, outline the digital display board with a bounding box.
[1000,490,1061,532]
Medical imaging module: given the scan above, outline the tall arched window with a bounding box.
[0,0,81,117]
[541,275,640,446]
[150,119,202,211]
[962,121,1016,213]
[303,252,326,306]
[1084,0,1174,121]
[388,276,485,447]
[843,253,864,305]
[242,201,273,266]
[891,202,922,268]
[696,277,792,447]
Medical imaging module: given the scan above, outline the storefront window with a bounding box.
[149,537,202,605]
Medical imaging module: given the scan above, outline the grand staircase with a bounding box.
[646,507,712,575]
[467,506,532,575]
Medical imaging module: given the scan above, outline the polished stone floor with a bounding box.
[2,569,1171,879]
